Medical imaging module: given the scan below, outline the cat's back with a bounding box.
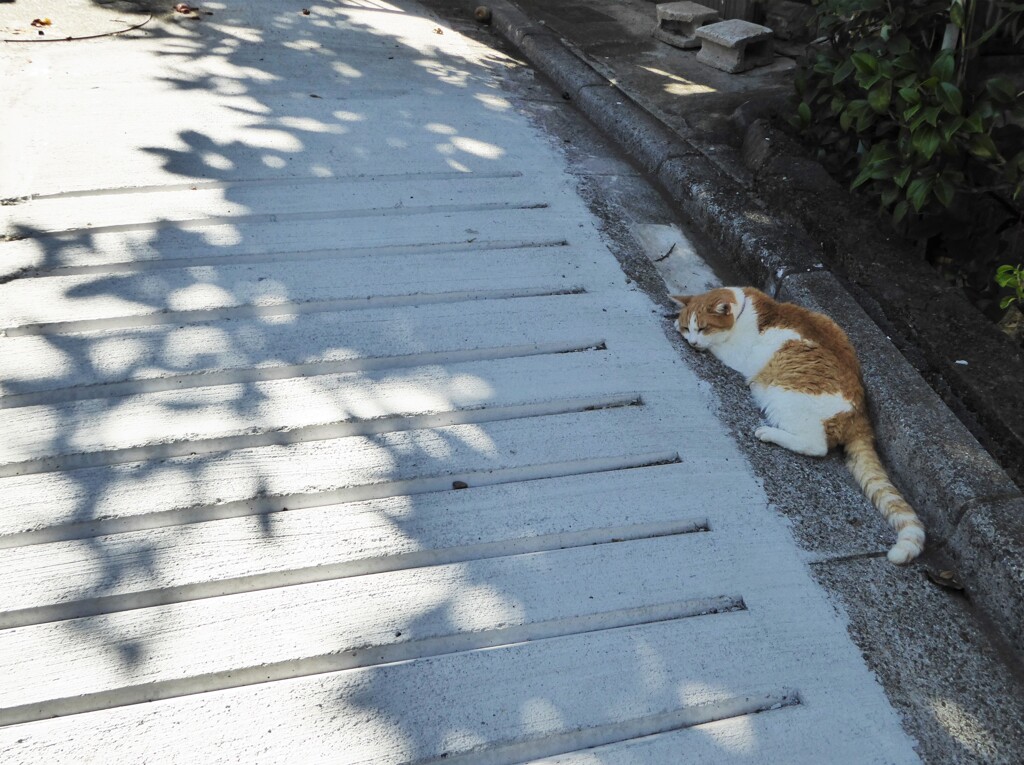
[743,288,864,401]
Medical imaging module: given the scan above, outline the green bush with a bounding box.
[794,0,1024,313]
[996,262,1024,308]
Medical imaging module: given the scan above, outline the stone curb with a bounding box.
[465,0,1024,655]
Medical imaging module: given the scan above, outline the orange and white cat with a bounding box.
[672,287,925,564]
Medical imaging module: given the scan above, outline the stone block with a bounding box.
[696,18,774,73]
[653,2,720,50]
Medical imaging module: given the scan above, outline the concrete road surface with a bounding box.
[0,1,921,762]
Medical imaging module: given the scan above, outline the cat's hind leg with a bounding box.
[754,425,828,457]
[751,385,846,458]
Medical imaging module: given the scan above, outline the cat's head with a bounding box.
[670,289,740,350]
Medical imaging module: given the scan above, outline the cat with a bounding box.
[671,286,925,564]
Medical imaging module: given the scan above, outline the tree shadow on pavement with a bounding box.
[0,1,776,760]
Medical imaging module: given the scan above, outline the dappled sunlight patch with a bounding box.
[631,635,671,694]
[681,682,756,755]
[474,92,513,111]
[343,0,405,12]
[199,225,242,246]
[282,38,327,53]
[235,128,304,152]
[167,282,235,312]
[425,122,458,136]
[262,154,288,169]
[258,313,299,326]
[439,728,489,754]
[930,698,996,758]
[447,423,498,459]
[415,59,473,88]
[332,61,363,79]
[639,65,717,96]
[451,136,504,159]
[91,336,148,377]
[448,580,521,634]
[332,109,365,122]
[0,405,57,460]
[277,116,347,134]
[519,696,567,737]
[201,151,236,172]
[162,325,235,366]
[445,159,471,173]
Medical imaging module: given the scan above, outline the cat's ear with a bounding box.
[669,295,693,307]
[714,301,732,315]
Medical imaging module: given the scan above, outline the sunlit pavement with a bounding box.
[0,2,919,762]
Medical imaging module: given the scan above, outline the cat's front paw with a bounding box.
[754,426,774,443]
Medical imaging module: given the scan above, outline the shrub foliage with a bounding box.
[794,0,1024,313]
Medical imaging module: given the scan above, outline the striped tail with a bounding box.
[845,432,925,564]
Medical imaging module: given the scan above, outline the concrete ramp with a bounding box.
[0,1,919,762]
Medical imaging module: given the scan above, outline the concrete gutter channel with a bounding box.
[455,0,1024,658]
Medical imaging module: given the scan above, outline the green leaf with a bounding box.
[865,142,896,163]
[941,116,964,142]
[893,52,919,71]
[1002,296,1017,309]
[847,100,869,118]
[938,82,963,114]
[995,265,1017,286]
[856,109,876,132]
[930,51,954,82]
[898,87,920,105]
[888,35,911,55]
[951,0,965,28]
[868,81,892,113]
[832,59,855,85]
[858,70,883,89]
[903,103,922,121]
[893,200,909,223]
[880,186,900,206]
[852,52,879,77]
[934,175,955,207]
[969,133,1000,160]
[798,101,812,125]
[852,167,873,189]
[976,100,995,120]
[830,95,845,115]
[840,109,854,131]
[924,106,942,127]
[913,126,941,160]
[907,177,933,211]
[986,77,1018,104]
[894,166,912,188]
[963,112,984,133]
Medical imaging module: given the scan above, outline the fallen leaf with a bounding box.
[31,18,52,27]
[925,567,965,591]
[301,8,310,15]
[452,480,468,490]
[433,27,444,34]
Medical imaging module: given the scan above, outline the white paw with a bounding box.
[754,426,773,442]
